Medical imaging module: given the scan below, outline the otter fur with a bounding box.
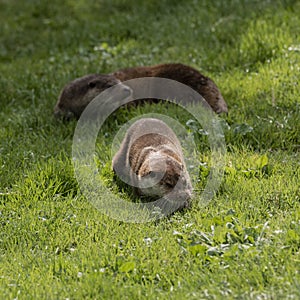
[53,74,132,119]
[112,118,193,213]
[54,63,228,119]
[112,63,227,114]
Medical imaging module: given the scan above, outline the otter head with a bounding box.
[54,74,132,120]
[138,151,192,209]
[197,76,228,115]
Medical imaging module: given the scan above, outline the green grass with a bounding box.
[1,0,300,299]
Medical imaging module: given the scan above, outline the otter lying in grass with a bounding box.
[54,63,228,119]
[112,118,193,213]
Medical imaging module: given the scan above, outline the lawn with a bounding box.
[0,0,299,299]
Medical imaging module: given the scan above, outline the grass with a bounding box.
[0,0,300,299]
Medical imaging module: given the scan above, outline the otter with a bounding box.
[112,118,193,213]
[54,63,228,119]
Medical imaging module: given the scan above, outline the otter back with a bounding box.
[112,63,228,114]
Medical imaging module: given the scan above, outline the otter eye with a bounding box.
[88,81,96,88]
[148,171,156,178]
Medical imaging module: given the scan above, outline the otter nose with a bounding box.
[54,107,75,120]
[53,106,62,118]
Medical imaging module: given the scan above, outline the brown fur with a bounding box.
[112,118,193,212]
[112,63,228,114]
[54,63,228,119]
[53,74,132,119]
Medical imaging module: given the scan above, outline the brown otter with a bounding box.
[54,63,228,119]
[112,118,193,213]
